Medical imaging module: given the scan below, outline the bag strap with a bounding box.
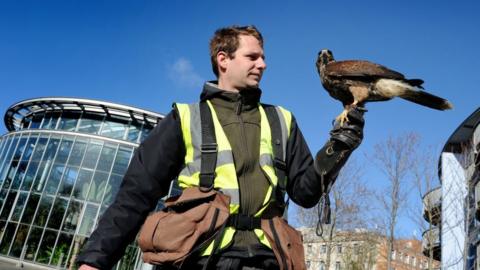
[199,101,218,192]
[264,105,287,208]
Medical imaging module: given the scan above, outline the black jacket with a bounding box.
[76,82,354,269]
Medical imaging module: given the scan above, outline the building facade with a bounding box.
[430,107,480,270]
[0,97,175,269]
[300,227,440,270]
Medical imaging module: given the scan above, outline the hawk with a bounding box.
[316,49,453,125]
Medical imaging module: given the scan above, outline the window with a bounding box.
[319,261,325,270]
[321,244,326,254]
[337,244,342,253]
[77,113,104,135]
[335,261,341,270]
[353,243,359,255]
[307,244,312,254]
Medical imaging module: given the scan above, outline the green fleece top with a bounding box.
[208,87,268,248]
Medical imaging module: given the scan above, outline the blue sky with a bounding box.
[1,1,479,238]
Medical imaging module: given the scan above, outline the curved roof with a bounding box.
[4,97,164,131]
[441,107,480,154]
[438,107,480,181]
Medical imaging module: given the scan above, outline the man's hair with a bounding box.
[209,25,263,77]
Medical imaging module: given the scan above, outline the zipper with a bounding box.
[235,97,250,215]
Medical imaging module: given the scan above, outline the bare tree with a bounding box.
[369,133,419,270]
[296,158,375,269]
[407,142,441,270]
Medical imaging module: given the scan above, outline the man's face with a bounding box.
[221,35,266,90]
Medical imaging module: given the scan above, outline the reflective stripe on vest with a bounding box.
[175,101,292,255]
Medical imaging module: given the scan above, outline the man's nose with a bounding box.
[257,58,267,70]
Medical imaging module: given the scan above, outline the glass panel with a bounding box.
[103,174,122,205]
[54,138,74,165]
[30,114,43,129]
[11,159,29,189]
[33,195,53,227]
[67,139,87,167]
[11,192,28,221]
[100,118,128,140]
[43,137,61,161]
[72,169,93,200]
[62,200,83,233]
[87,171,108,203]
[24,226,42,261]
[111,146,132,175]
[21,193,40,224]
[47,198,68,229]
[0,137,20,185]
[0,190,7,212]
[31,136,49,161]
[117,244,139,270]
[21,135,39,162]
[13,136,28,161]
[0,220,5,240]
[82,141,102,169]
[78,204,98,236]
[36,229,58,264]
[77,114,104,135]
[40,113,52,129]
[2,160,20,190]
[52,233,73,267]
[96,143,117,172]
[65,236,87,269]
[9,224,29,257]
[58,167,79,197]
[20,161,39,191]
[58,111,81,131]
[0,222,17,254]
[140,125,153,142]
[127,123,142,143]
[0,137,13,180]
[44,112,61,130]
[0,190,17,220]
[22,115,32,129]
[32,159,54,193]
[45,164,65,195]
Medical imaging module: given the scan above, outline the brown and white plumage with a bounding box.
[316,49,453,125]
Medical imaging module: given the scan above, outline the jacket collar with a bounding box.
[200,81,262,112]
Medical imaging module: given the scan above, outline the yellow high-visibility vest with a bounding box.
[175,100,292,255]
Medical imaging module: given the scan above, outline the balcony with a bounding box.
[423,187,442,225]
[422,227,441,261]
[477,242,480,270]
[476,178,480,221]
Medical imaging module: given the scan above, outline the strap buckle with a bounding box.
[273,157,287,171]
[201,143,218,153]
[228,214,261,231]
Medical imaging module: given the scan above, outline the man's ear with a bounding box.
[217,51,228,72]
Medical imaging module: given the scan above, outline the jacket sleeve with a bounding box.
[76,109,185,269]
[286,115,354,208]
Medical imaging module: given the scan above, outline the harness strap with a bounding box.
[227,214,262,231]
[264,106,287,208]
[199,101,218,192]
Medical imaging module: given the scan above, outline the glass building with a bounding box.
[0,97,173,269]
[423,107,480,270]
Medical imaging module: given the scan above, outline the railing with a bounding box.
[423,187,442,225]
[422,227,441,261]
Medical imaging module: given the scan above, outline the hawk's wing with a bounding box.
[325,60,406,80]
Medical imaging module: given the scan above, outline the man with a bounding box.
[77,25,364,270]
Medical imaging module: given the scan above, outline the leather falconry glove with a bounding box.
[329,107,365,151]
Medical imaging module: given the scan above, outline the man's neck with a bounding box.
[217,78,240,93]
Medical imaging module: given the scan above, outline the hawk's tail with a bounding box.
[401,89,453,110]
